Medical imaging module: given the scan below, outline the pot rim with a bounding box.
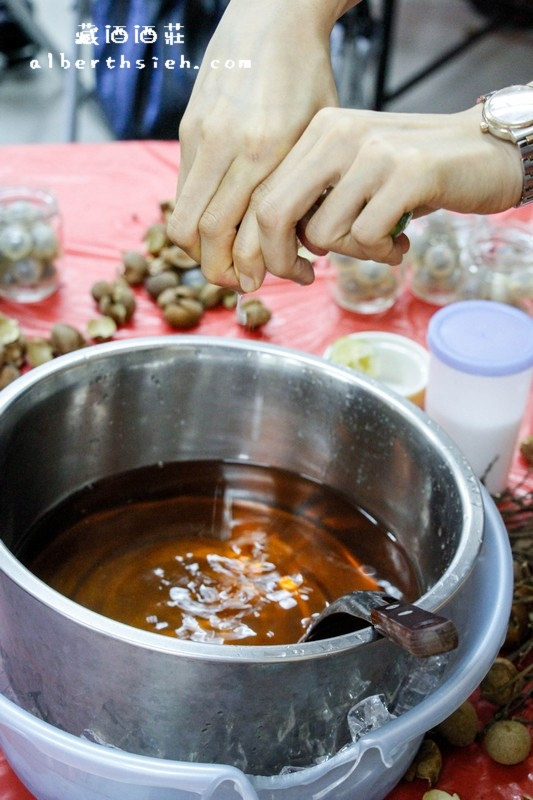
[0,336,484,663]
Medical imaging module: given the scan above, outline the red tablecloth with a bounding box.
[0,141,531,799]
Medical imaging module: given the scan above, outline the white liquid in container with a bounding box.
[425,301,533,495]
[426,410,522,495]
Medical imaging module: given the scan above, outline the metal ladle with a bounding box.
[299,591,458,657]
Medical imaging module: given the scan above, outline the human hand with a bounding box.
[167,0,346,291]
[238,103,523,286]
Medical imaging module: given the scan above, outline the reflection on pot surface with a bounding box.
[26,461,418,647]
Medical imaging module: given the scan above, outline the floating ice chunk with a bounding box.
[279,596,297,610]
[198,584,218,603]
[224,623,256,641]
[266,588,296,608]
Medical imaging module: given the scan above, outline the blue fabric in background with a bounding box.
[92,0,226,139]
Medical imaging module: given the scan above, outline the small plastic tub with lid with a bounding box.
[425,300,533,494]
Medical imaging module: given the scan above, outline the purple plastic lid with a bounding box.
[427,300,533,377]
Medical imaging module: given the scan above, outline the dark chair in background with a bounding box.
[0,1,48,69]
[372,0,533,110]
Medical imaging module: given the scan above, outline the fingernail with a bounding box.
[239,275,257,293]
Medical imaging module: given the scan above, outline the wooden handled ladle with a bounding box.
[299,591,458,657]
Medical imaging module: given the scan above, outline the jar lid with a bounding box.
[427,300,533,376]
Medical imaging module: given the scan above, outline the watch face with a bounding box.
[486,85,533,129]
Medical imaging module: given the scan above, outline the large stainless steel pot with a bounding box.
[0,337,483,775]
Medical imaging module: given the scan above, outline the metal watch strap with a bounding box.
[517,133,533,206]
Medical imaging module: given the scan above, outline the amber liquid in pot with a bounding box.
[23,461,419,646]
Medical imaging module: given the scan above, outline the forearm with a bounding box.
[307,0,363,26]
[218,0,361,40]
[333,0,364,17]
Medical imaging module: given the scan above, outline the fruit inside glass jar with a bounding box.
[24,461,419,646]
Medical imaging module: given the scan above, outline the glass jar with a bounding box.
[329,253,404,314]
[0,186,62,302]
[406,210,489,306]
[463,225,533,315]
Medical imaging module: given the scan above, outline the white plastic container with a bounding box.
[0,494,512,800]
[426,300,533,494]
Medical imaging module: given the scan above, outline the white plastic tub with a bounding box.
[324,331,429,407]
[0,492,511,800]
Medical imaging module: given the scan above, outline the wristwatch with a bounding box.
[478,84,533,206]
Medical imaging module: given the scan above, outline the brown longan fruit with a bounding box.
[484,720,531,765]
[435,700,479,747]
[480,658,519,706]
